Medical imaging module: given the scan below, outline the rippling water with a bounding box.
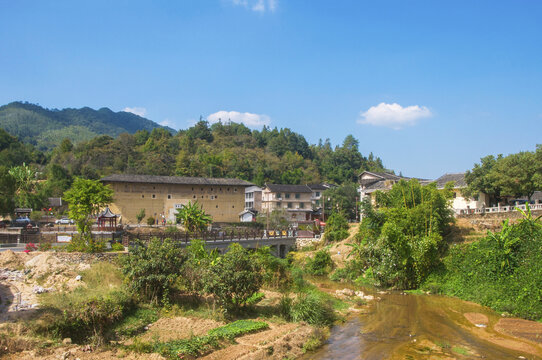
[304,283,541,359]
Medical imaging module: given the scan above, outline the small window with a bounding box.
[276,193,281,199]
[234,188,237,192]
[215,195,218,199]
[192,187,194,191]
[216,205,219,208]
[232,205,235,208]
[152,194,156,199]
[285,193,290,199]
[193,195,196,199]
[142,194,144,198]
[211,188,213,191]
[316,191,320,197]
[299,202,304,209]
[201,188,203,191]
[227,188,230,191]
[295,193,300,199]
[287,202,292,208]
[167,194,171,199]
[201,195,204,198]
[153,186,155,190]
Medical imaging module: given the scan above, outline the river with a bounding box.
[304,281,542,359]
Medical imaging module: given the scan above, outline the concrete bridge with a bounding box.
[128,230,299,258]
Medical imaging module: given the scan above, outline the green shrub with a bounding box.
[38,242,52,251]
[305,249,333,276]
[254,246,293,291]
[121,238,187,303]
[422,210,542,320]
[203,243,263,312]
[164,226,179,234]
[146,217,155,226]
[324,212,350,242]
[66,235,106,253]
[110,242,125,251]
[289,292,336,326]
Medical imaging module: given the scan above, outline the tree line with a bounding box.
[0,120,388,216]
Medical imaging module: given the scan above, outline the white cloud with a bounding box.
[229,0,277,12]
[357,102,432,130]
[207,110,271,128]
[123,107,147,117]
[159,118,175,128]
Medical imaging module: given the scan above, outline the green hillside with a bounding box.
[0,102,175,150]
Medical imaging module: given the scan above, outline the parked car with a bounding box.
[55,218,74,225]
[13,217,32,226]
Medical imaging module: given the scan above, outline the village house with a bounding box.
[358,171,490,215]
[101,174,252,224]
[239,185,262,222]
[261,184,314,223]
[358,171,408,203]
[434,173,489,214]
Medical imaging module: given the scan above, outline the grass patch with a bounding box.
[112,305,159,338]
[151,320,269,359]
[32,262,132,344]
[452,346,469,355]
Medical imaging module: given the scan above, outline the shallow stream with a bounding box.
[304,281,542,359]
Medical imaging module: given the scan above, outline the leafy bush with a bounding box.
[354,180,453,289]
[66,235,106,253]
[110,242,125,251]
[121,238,187,303]
[285,292,336,326]
[324,212,350,242]
[203,243,263,312]
[254,246,293,291]
[38,242,52,251]
[423,208,542,320]
[146,217,155,226]
[305,249,333,276]
[24,242,37,253]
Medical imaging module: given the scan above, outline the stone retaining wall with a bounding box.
[457,210,542,221]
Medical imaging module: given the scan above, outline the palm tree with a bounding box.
[175,201,212,233]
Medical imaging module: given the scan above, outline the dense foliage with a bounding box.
[352,180,454,289]
[43,120,386,186]
[324,212,350,242]
[203,243,263,311]
[121,238,187,303]
[63,178,114,248]
[423,206,542,320]
[464,145,542,204]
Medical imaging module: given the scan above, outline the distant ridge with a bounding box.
[0,101,175,150]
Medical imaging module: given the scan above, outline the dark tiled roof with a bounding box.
[434,173,467,188]
[101,174,253,186]
[98,207,117,218]
[264,184,313,193]
[359,171,403,180]
[363,181,394,193]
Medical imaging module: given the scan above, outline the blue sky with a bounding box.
[1,0,541,179]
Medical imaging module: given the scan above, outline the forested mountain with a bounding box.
[47,120,388,189]
[0,102,175,150]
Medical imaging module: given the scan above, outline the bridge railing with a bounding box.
[126,229,298,244]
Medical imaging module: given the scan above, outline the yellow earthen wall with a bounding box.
[104,182,246,224]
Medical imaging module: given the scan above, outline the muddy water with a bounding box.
[305,284,542,359]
